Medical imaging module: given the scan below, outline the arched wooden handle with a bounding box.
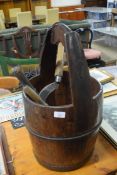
[64,31,93,132]
[39,23,71,82]
[65,31,92,104]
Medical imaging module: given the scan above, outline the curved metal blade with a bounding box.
[39,82,59,101]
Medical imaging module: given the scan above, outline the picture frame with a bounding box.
[103,80,117,97]
[0,126,9,175]
[0,125,15,175]
[89,68,114,84]
[101,95,117,149]
[0,91,24,123]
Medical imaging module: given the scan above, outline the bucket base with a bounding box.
[34,150,93,171]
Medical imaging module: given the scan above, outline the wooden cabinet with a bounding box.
[59,5,85,20]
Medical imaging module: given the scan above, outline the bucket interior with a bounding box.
[30,71,101,106]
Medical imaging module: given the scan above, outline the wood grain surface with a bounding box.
[1,122,117,175]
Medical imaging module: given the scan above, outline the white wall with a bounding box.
[51,0,81,7]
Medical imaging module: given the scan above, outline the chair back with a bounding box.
[46,8,59,25]
[0,55,40,76]
[35,6,47,16]
[11,26,42,58]
[9,8,21,19]
[0,10,5,22]
[0,36,7,56]
[75,28,104,68]
[17,11,32,28]
[0,13,5,30]
[76,28,93,48]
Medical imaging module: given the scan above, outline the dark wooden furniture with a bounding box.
[11,26,42,58]
[59,4,85,20]
[0,36,7,55]
[76,28,105,68]
[0,23,90,58]
[85,0,107,7]
[22,23,103,171]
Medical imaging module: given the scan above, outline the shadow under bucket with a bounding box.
[23,23,103,171]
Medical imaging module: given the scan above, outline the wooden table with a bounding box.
[1,121,117,175]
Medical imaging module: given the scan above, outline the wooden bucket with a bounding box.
[23,23,103,171]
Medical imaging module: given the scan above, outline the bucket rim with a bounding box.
[23,77,103,108]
